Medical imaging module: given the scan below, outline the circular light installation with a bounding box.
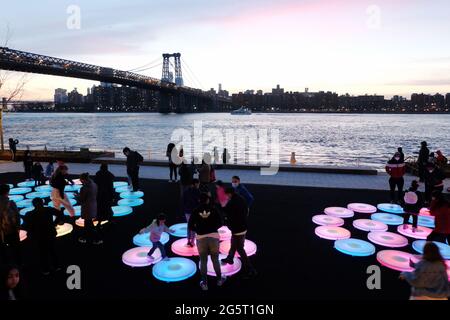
[55,223,73,237]
[71,179,83,185]
[169,223,188,238]
[377,250,415,272]
[16,199,34,208]
[334,238,376,257]
[218,226,232,241]
[19,230,27,241]
[171,238,199,256]
[115,186,131,193]
[75,218,108,227]
[9,187,32,195]
[20,218,23,225]
[324,207,354,218]
[25,191,51,199]
[9,195,24,203]
[48,198,77,208]
[412,240,450,260]
[419,208,431,216]
[120,191,144,199]
[64,185,81,192]
[17,181,36,188]
[397,225,432,240]
[312,214,345,226]
[377,203,404,214]
[409,215,435,228]
[133,232,170,247]
[65,192,76,199]
[371,213,403,226]
[117,198,143,207]
[315,226,351,240]
[199,253,242,277]
[122,246,162,267]
[112,205,133,217]
[353,219,388,232]
[367,231,408,248]
[152,257,197,282]
[114,181,129,188]
[219,239,257,257]
[19,206,34,216]
[62,205,81,217]
[7,184,14,188]
[347,203,377,214]
[35,185,52,193]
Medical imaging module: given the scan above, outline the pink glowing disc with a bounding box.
[396,225,432,240]
[199,254,242,277]
[218,226,232,241]
[314,226,351,240]
[377,250,415,272]
[219,239,257,257]
[122,246,162,267]
[71,179,83,185]
[324,207,354,218]
[353,219,388,232]
[419,207,431,216]
[367,231,408,247]
[75,218,108,227]
[171,238,199,256]
[347,203,377,214]
[19,230,27,241]
[312,215,345,226]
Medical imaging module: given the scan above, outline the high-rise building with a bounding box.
[272,84,284,95]
[54,88,68,104]
[446,93,450,107]
[68,88,83,106]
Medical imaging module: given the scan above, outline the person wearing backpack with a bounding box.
[402,180,423,232]
[123,147,144,192]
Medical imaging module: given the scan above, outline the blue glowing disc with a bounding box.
[61,205,81,216]
[120,191,144,199]
[20,206,34,216]
[334,238,376,257]
[133,232,170,247]
[35,185,53,192]
[9,195,24,203]
[377,203,404,214]
[118,198,144,207]
[9,187,32,195]
[412,240,450,260]
[25,191,51,199]
[409,215,435,228]
[7,184,14,188]
[64,185,81,192]
[17,181,36,188]
[371,213,403,225]
[48,198,77,208]
[20,218,23,225]
[65,192,76,199]
[152,257,197,283]
[114,181,129,188]
[115,186,131,193]
[16,199,34,208]
[112,205,133,217]
[169,223,188,238]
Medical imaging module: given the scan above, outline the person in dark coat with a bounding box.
[424,163,446,203]
[183,179,201,247]
[418,141,429,182]
[123,147,143,192]
[94,164,115,237]
[8,138,19,162]
[31,161,44,186]
[166,143,179,182]
[77,173,99,245]
[23,150,33,180]
[385,152,406,203]
[0,185,21,265]
[401,180,423,232]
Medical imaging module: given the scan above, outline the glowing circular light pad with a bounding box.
[48,198,77,208]
[169,223,188,238]
[62,206,81,216]
[64,185,81,192]
[371,213,403,226]
[112,205,133,217]
[19,230,27,241]
[115,186,131,193]
[7,184,14,188]
[409,215,435,228]
[75,218,108,227]
[114,181,129,188]
[20,218,23,225]
[16,199,34,208]
[347,203,377,214]
[20,206,34,216]
[9,187,32,195]
[120,191,144,199]
[56,223,73,237]
[17,181,36,188]
[9,195,24,203]
[133,232,170,247]
[377,250,415,272]
[71,179,83,185]
[219,239,257,257]
[367,231,408,247]
[25,191,51,199]
[353,219,388,232]
[152,257,197,282]
[315,226,351,240]
[412,240,450,260]
[334,238,376,257]
[171,238,199,256]
[312,215,344,226]
[65,192,76,199]
[377,203,404,214]
[397,225,432,239]
[324,207,354,218]
[199,253,242,277]
[118,198,144,207]
[35,185,53,192]
[218,226,232,241]
[419,208,430,216]
[122,246,162,267]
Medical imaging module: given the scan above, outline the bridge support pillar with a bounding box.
[158,92,172,113]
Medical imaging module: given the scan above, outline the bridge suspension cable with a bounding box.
[181,57,204,90]
[126,56,162,72]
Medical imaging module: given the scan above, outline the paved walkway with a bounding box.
[1,161,449,192]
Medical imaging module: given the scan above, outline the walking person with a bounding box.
[221,187,257,279]
[424,163,446,203]
[139,213,174,261]
[166,143,179,183]
[49,165,75,217]
[399,242,449,300]
[426,191,450,244]
[94,164,115,237]
[231,176,254,212]
[8,138,19,162]
[23,150,33,181]
[31,161,44,186]
[188,193,226,291]
[401,180,423,232]
[77,173,100,245]
[123,147,144,192]
[183,179,201,247]
[418,141,429,182]
[385,152,406,203]
[0,185,21,265]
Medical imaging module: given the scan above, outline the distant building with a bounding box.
[54,88,68,104]
[446,93,450,107]
[68,88,83,106]
[272,84,284,95]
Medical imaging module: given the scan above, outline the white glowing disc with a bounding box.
[347,203,377,214]
[56,223,73,237]
[367,231,408,248]
[324,207,354,218]
[353,219,388,232]
[219,239,257,257]
[171,238,199,256]
[199,253,242,277]
[377,250,415,272]
[218,226,232,241]
[122,246,162,267]
[75,218,108,227]
[315,226,351,240]
[397,225,432,240]
[312,215,345,226]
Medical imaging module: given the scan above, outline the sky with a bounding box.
[1,0,450,100]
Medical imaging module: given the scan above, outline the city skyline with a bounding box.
[1,0,450,100]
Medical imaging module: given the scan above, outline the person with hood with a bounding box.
[426,191,450,244]
[188,193,226,291]
[424,163,446,203]
[8,138,19,162]
[400,242,449,300]
[231,176,254,210]
[31,161,44,186]
[436,150,448,167]
[418,141,430,182]
[77,173,99,245]
[50,165,75,217]
[123,147,144,192]
[94,163,115,235]
[401,180,423,232]
[166,143,179,183]
[23,150,33,180]
[0,185,21,265]
[385,152,406,203]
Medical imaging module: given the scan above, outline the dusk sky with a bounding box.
[1,0,450,100]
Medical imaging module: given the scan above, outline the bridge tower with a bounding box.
[161,53,184,86]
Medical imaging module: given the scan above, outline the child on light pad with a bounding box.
[139,213,174,261]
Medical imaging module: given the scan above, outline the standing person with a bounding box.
[179,161,193,191]
[123,147,144,192]
[418,141,430,182]
[385,152,406,203]
[213,147,219,164]
[399,242,449,300]
[428,152,437,165]
[397,147,405,162]
[8,138,19,162]
[139,213,174,261]
[166,143,179,183]
[215,180,229,208]
[31,161,44,186]
[402,180,423,232]
[436,150,448,168]
[0,265,25,300]
[45,160,55,180]
[0,185,21,265]
[231,176,254,211]
[426,191,450,244]
[183,179,201,247]
[222,148,230,165]
[94,163,115,235]
[221,187,257,279]
[23,150,33,181]
[50,165,75,217]
[424,163,446,203]
[23,198,62,275]
[188,193,226,291]
[198,154,211,194]
[77,173,99,245]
